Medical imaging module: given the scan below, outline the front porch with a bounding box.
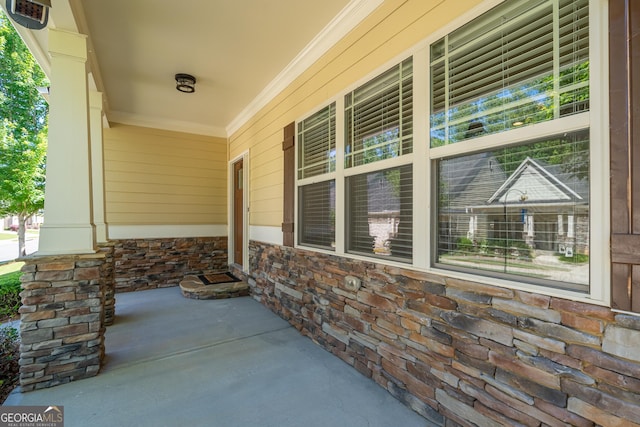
[5,287,428,427]
[2,0,640,425]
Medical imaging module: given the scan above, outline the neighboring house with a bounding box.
[4,1,640,426]
[439,154,591,288]
[483,156,590,255]
[2,215,43,231]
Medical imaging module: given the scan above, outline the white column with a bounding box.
[38,29,95,255]
[89,91,108,243]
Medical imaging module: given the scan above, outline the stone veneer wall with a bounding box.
[97,243,115,325]
[18,254,107,391]
[249,241,640,427]
[112,237,228,292]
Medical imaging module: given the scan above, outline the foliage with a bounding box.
[496,130,590,179]
[456,237,474,253]
[0,270,21,320]
[0,11,49,257]
[0,326,20,404]
[0,263,21,403]
[557,253,589,264]
[485,238,532,259]
[0,13,48,136]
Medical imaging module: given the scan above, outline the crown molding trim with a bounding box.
[108,110,227,137]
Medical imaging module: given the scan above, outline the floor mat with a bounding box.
[198,272,241,285]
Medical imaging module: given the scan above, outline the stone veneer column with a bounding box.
[18,254,107,391]
[98,243,116,326]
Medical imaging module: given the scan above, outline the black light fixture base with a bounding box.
[175,73,196,93]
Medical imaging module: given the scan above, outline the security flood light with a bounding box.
[6,0,51,30]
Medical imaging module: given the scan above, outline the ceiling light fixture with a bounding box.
[175,73,196,93]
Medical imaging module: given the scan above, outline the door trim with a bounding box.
[229,151,249,271]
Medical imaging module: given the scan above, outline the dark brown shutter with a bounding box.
[282,122,295,247]
[610,0,640,312]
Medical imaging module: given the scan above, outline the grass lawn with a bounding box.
[0,230,39,240]
[0,261,23,322]
[0,232,17,241]
[0,261,22,321]
[0,262,23,275]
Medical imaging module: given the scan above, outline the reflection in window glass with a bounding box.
[298,103,336,179]
[430,0,589,147]
[346,58,413,167]
[436,130,589,291]
[347,165,413,261]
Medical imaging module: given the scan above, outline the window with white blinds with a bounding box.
[299,181,335,249]
[435,130,589,292]
[298,103,336,179]
[297,59,414,260]
[430,0,589,147]
[293,0,605,298]
[346,165,413,261]
[346,58,413,167]
[297,103,336,249]
[431,0,594,291]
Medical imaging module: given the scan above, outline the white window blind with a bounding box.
[298,181,335,249]
[297,103,336,249]
[430,0,589,147]
[298,103,336,179]
[346,165,413,261]
[345,58,413,167]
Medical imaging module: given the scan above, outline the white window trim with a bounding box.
[293,0,610,307]
[587,0,611,305]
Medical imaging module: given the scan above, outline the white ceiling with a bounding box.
[5,1,383,137]
[74,0,369,136]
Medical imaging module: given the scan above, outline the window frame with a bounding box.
[293,0,609,306]
[296,102,337,250]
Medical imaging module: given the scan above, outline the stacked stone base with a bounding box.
[98,243,115,326]
[19,254,107,391]
[249,241,640,427]
[113,237,228,292]
[179,274,249,299]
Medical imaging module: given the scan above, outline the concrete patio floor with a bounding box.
[4,287,432,427]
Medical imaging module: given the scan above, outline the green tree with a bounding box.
[0,11,48,257]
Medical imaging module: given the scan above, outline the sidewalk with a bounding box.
[0,230,39,263]
[4,287,432,427]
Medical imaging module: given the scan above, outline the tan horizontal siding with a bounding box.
[104,123,228,225]
[229,0,481,227]
[252,180,283,202]
[108,202,224,215]
[107,192,221,205]
[106,212,224,225]
[106,182,224,197]
[106,154,222,172]
[251,156,281,178]
[105,169,218,187]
